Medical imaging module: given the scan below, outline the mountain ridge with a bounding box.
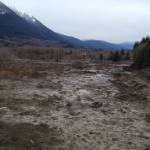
[0,1,133,50]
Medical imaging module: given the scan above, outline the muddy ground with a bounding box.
[0,62,150,150]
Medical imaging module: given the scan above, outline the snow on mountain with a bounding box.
[0,8,7,15]
[0,1,133,49]
[0,1,8,15]
[13,8,37,24]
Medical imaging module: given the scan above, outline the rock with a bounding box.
[81,70,97,74]
[30,71,47,78]
[66,101,72,107]
[145,114,150,123]
[37,80,62,89]
[91,102,102,108]
[112,138,118,142]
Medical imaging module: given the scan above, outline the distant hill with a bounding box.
[58,36,133,49]
[83,40,133,50]
[0,1,133,50]
[119,42,134,50]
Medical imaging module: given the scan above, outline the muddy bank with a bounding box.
[0,122,65,150]
[0,63,150,150]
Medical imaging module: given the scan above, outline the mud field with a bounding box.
[0,63,150,150]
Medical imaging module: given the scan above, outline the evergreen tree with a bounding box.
[132,36,150,69]
[99,53,103,61]
[125,51,130,60]
[112,51,120,62]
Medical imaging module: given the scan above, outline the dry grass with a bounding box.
[0,48,29,78]
[0,48,15,63]
[0,46,132,78]
[0,63,32,78]
[0,62,65,78]
[0,47,65,77]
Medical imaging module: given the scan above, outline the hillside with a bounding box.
[0,2,68,45]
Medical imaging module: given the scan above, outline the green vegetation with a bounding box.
[132,36,150,69]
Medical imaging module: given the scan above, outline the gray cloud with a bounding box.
[1,0,150,42]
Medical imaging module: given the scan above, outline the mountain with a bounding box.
[119,42,134,50]
[0,1,133,50]
[59,35,133,50]
[0,1,68,45]
[83,40,123,50]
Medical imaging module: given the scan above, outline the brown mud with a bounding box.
[0,63,150,150]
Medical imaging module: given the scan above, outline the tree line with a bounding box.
[98,50,130,62]
[132,36,150,69]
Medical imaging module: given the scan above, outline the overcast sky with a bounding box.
[1,0,150,43]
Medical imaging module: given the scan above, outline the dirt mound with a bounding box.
[112,71,148,104]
